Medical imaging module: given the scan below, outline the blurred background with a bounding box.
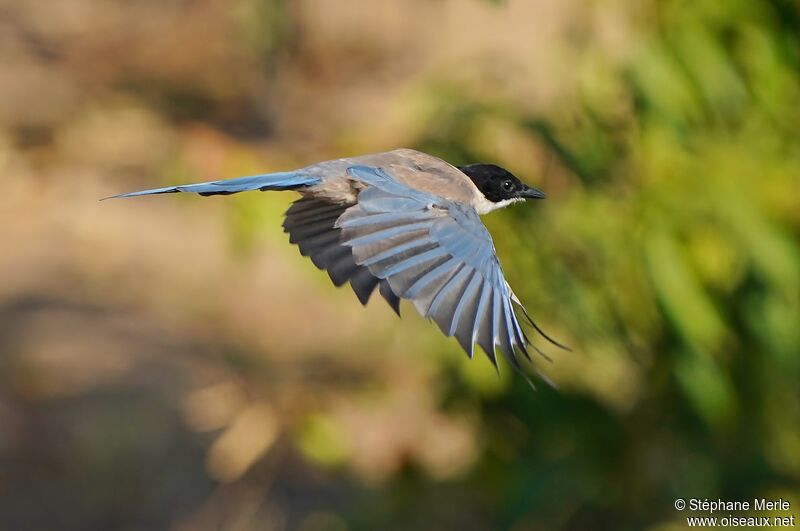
[1,0,799,529]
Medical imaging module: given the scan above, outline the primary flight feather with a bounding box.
[109,148,566,374]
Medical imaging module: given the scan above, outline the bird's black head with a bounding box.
[458,163,545,204]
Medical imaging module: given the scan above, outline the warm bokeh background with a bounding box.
[1,0,799,529]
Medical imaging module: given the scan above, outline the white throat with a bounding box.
[473,196,525,215]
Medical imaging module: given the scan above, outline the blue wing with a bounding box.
[337,165,545,370]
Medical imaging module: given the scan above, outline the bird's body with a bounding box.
[110,148,564,376]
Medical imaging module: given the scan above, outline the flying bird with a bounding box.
[109,148,566,377]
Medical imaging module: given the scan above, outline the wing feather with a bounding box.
[404,256,462,299]
[426,265,473,333]
[283,198,401,313]
[380,247,450,278]
[350,267,380,305]
[474,284,497,367]
[335,165,559,373]
[379,280,401,315]
[449,271,480,337]
[288,217,342,242]
[360,237,438,267]
[409,262,466,317]
[326,251,362,286]
[343,222,433,247]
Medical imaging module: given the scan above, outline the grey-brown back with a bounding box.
[300,148,483,206]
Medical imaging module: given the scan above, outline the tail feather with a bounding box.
[104,171,321,200]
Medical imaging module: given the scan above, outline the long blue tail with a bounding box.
[104,171,321,199]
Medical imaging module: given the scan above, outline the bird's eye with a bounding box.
[502,180,513,191]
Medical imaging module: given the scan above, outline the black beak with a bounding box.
[519,185,546,200]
